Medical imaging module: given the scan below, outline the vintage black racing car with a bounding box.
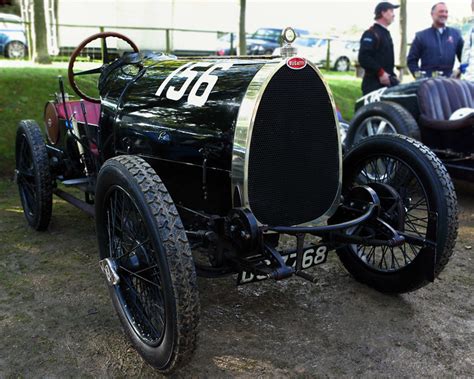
[15,30,458,372]
[345,78,474,181]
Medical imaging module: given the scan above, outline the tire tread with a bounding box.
[339,134,458,293]
[347,101,420,147]
[102,155,199,373]
[16,120,53,231]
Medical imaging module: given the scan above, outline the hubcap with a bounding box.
[103,185,166,346]
[347,155,430,272]
[337,59,348,71]
[354,116,397,144]
[8,42,25,59]
[99,258,120,286]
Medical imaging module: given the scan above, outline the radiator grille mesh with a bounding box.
[247,64,340,226]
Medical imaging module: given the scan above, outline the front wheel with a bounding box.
[346,101,420,147]
[337,135,458,293]
[95,155,200,373]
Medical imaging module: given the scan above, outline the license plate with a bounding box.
[237,244,329,285]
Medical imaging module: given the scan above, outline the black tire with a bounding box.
[334,57,350,72]
[95,155,199,373]
[337,134,458,293]
[346,101,420,147]
[5,41,26,59]
[15,120,53,231]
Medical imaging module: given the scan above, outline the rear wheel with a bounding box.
[334,57,350,72]
[15,120,53,231]
[95,155,199,373]
[346,101,420,147]
[337,135,458,293]
[6,41,26,59]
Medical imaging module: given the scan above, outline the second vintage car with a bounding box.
[346,78,474,181]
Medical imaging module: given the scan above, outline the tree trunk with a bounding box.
[399,0,407,80]
[238,0,246,56]
[33,0,51,64]
[54,0,59,52]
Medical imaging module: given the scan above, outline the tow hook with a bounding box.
[99,258,120,286]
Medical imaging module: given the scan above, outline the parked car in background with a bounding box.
[0,13,27,59]
[247,27,309,55]
[216,32,242,56]
[217,28,310,56]
[274,36,359,71]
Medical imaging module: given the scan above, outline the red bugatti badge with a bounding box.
[286,57,307,70]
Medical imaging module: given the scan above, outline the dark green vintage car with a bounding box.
[347,78,474,181]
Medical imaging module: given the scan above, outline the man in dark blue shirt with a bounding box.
[407,2,464,77]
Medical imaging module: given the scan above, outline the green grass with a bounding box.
[324,74,362,121]
[0,66,97,177]
[0,66,361,177]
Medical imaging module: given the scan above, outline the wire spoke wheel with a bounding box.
[15,120,53,231]
[105,186,166,345]
[338,135,458,293]
[16,134,37,217]
[95,155,199,372]
[349,156,428,272]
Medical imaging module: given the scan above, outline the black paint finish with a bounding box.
[99,57,269,215]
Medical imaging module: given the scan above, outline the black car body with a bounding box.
[15,32,458,373]
[347,78,474,181]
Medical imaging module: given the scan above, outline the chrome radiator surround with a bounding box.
[231,58,342,227]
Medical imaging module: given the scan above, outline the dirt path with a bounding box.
[1,179,473,377]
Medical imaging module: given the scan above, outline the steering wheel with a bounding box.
[68,31,139,103]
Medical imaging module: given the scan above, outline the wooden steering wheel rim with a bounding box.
[67,31,139,104]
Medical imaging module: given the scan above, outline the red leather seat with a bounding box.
[55,100,101,126]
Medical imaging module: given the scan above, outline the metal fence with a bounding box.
[6,19,233,59]
[4,18,358,70]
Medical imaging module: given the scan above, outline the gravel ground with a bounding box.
[0,178,472,377]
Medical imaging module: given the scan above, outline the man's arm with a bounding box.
[358,30,382,72]
[407,34,422,76]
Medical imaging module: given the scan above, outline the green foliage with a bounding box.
[0,66,361,177]
[324,76,362,121]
